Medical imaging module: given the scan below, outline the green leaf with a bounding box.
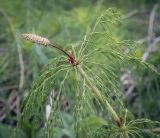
[80,116,108,130]
[77,116,108,137]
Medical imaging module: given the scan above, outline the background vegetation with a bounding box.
[0,0,160,137]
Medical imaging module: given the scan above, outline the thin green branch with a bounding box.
[76,66,120,122]
[76,65,130,138]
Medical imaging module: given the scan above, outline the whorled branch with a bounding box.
[76,65,129,138]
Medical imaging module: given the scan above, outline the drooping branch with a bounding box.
[76,65,129,138]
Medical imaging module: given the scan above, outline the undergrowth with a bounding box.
[15,9,160,138]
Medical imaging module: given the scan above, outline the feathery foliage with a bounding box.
[17,8,160,138]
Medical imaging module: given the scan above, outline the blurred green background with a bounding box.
[0,0,160,137]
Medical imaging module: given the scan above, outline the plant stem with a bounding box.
[122,132,129,138]
[121,124,129,138]
[76,65,119,120]
[76,65,129,138]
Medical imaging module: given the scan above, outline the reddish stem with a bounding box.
[49,43,78,66]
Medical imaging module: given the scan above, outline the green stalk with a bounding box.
[76,65,129,138]
[122,132,129,138]
[121,124,129,138]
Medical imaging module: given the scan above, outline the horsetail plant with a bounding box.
[17,9,159,138]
